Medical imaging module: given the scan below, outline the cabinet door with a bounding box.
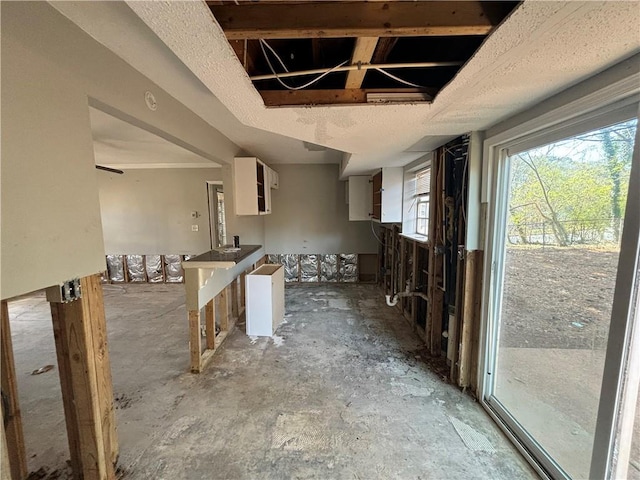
[263,166,272,215]
[380,167,403,223]
[348,176,372,221]
[234,157,259,215]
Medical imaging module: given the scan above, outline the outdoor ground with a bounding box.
[498,246,639,479]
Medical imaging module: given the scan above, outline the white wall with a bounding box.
[264,164,377,254]
[98,168,224,255]
[1,2,241,299]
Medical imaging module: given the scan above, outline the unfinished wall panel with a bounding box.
[267,254,281,265]
[126,254,146,282]
[320,254,338,282]
[300,254,319,282]
[145,255,164,283]
[282,254,299,282]
[164,255,184,283]
[339,254,358,282]
[106,255,125,283]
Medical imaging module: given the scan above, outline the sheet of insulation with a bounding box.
[106,255,125,282]
[339,254,358,282]
[300,254,319,282]
[268,254,281,264]
[126,255,146,282]
[146,255,164,283]
[282,254,299,282]
[320,254,338,282]
[164,255,184,283]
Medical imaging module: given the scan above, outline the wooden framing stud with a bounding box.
[2,404,12,480]
[231,278,239,319]
[189,309,202,373]
[219,287,229,332]
[1,301,28,480]
[48,274,118,480]
[205,299,216,351]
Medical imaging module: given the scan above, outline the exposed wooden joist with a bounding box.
[371,37,398,65]
[1,301,28,480]
[209,1,496,39]
[345,37,379,89]
[259,88,435,107]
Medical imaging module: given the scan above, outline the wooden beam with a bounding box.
[48,275,117,480]
[189,309,202,373]
[371,37,398,64]
[259,88,434,107]
[345,37,379,89]
[427,149,445,357]
[231,278,239,320]
[209,2,495,39]
[458,250,478,387]
[1,405,12,480]
[83,275,118,466]
[205,299,216,351]
[1,301,28,480]
[218,288,229,332]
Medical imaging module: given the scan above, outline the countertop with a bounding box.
[182,245,262,269]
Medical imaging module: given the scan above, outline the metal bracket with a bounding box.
[46,278,82,304]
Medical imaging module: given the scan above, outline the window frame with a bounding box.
[480,99,640,479]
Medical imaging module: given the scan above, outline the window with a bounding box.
[415,168,431,235]
[482,104,639,479]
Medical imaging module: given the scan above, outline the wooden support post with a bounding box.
[189,309,202,373]
[427,148,444,356]
[240,271,247,312]
[458,250,480,387]
[205,299,216,350]
[219,288,229,331]
[1,301,28,480]
[469,252,484,393]
[2,404,12,480]
[399,237,407,315]
[411,241,418,326]
[231,278,239,319]
[48,275,117,480]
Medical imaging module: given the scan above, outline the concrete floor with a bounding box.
[8,283,536,479]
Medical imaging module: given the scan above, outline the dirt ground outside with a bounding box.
[496,246,639,478]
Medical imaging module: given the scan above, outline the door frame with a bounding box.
[206,181,224,249]
[478,84,640,478]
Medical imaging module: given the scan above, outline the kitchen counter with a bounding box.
[182,245,262,270]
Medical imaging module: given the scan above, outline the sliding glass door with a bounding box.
[484,109,639,478]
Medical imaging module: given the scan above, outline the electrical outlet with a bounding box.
[191,225,199,232]
[191,211,198,218]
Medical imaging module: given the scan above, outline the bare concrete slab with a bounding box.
[7,283,536,479]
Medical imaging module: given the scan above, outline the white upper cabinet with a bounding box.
[233,157,277,215]
[348,176,372,221]
[348,167,403,222]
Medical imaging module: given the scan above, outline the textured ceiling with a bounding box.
[53,1,640,176]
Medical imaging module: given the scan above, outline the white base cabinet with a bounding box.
[246,264,285,337]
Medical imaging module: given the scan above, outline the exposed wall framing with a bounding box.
[379,134,482,393]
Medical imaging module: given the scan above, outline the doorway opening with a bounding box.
[207,182,227,248]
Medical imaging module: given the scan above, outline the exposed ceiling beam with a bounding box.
[259,88,436,107]
[345,37,379,89]
[208,1,496,39]
[372,37,399,64]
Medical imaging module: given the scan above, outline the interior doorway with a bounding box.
[207,182,227,248]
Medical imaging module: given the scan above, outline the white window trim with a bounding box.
[478,71,640,478]
[401,153,432,239]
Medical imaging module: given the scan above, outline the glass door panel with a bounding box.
[489,119,637,478]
